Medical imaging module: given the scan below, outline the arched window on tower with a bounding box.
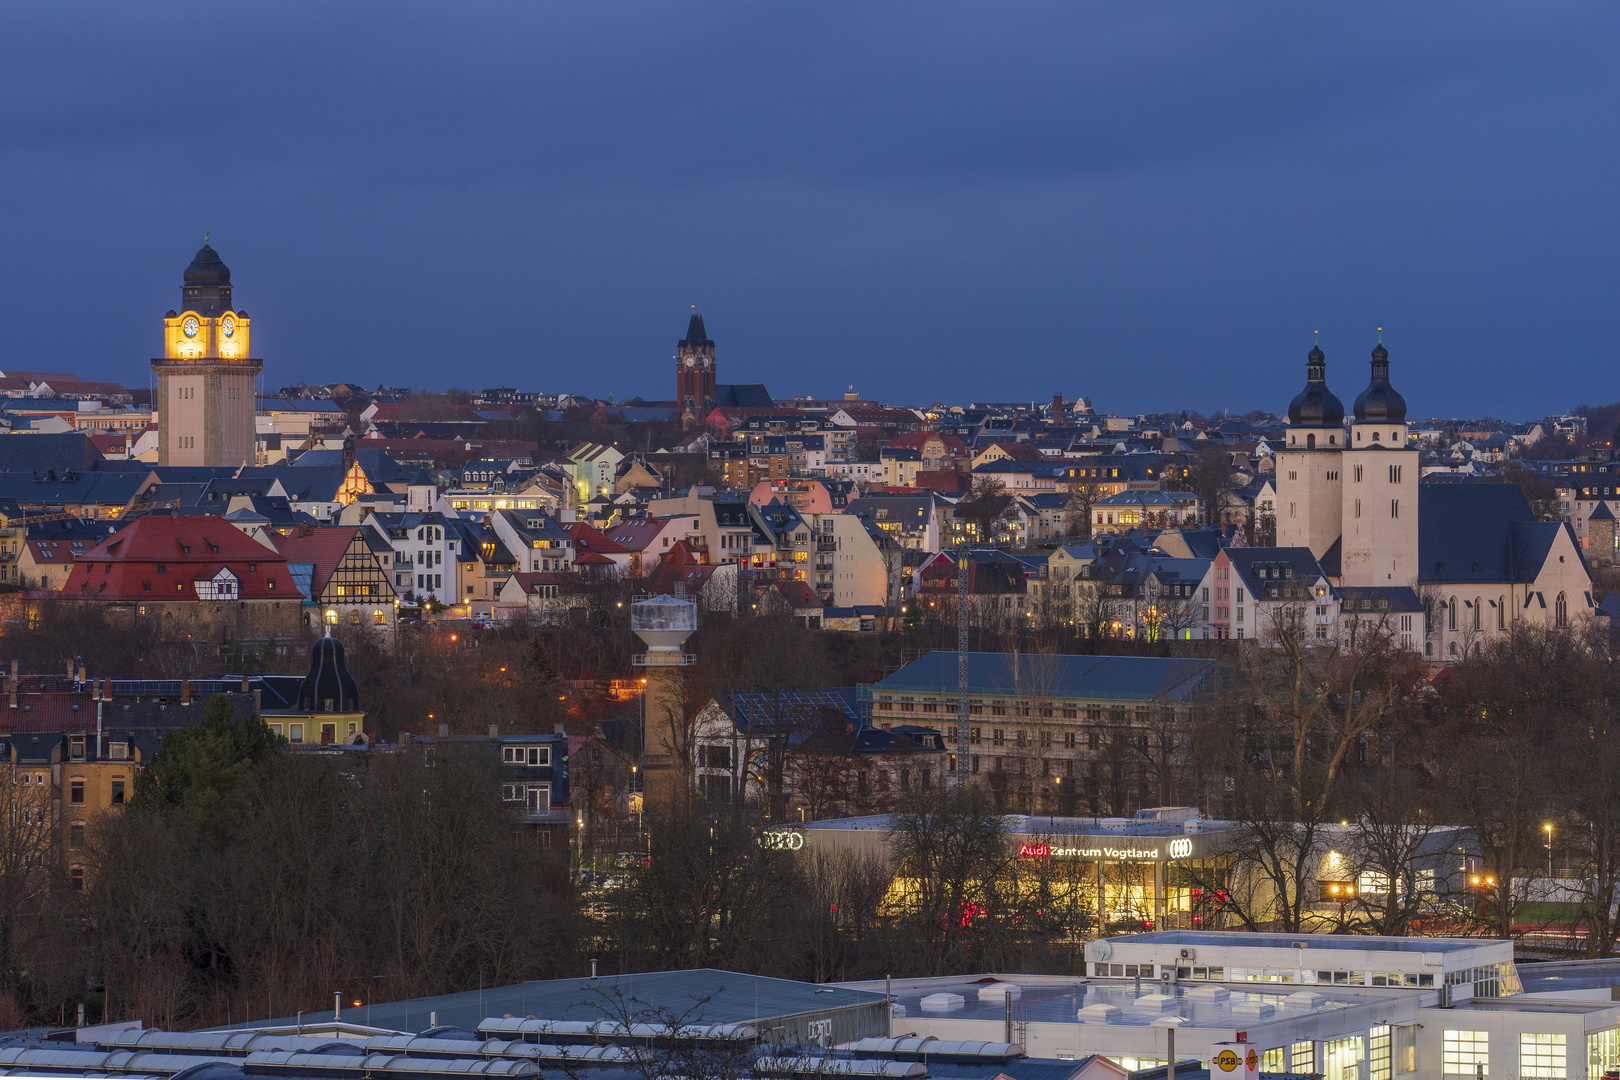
[1448,597,1457,632]
[1498,596,1506,630]
[1473,597,1481,631]
[1306,433,1316,450]
[1556,592,1568,627]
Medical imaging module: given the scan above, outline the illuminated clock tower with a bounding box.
[152,242,262,466]
[675,311,716,416]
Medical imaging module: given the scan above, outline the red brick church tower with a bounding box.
[676,311,716,417]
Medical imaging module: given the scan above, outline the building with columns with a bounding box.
[151,243,262,466]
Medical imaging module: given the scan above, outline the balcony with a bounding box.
[816,538,838,552]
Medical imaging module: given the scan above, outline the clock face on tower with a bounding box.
[182,316,200,339]
[221,315,236,338]
[684,356,695,368]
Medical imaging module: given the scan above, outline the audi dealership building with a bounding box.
[794,807,1470,933]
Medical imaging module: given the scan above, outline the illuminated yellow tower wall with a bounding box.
[152,243,262,467]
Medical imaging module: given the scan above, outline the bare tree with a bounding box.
[886,789,1014,974]
[1062,474,1105,540]
[1439,623,1606,940]
[1188,603,1421,931]
[1341,769,1447,936]
[959,476,1015,546]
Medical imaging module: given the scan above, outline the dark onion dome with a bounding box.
[297,632,359,714]
[1353,340,1408,424]
[1287,343,1345,429]
[165,309,178,319]
[183,243,231,286]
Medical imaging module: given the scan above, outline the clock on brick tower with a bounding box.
[152,243,263,467]
[675,311,716,415]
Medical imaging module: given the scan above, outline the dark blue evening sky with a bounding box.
[1,2,1615,418]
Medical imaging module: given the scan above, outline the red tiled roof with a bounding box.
[771,580,822,609]
[560,521,630,554]
[911,471,963,493]
[275,526,360,596]
[601,519,677,552]
[885,432,969,455]
[63,515,295,602]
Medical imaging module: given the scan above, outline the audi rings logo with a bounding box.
[760,829,804,851]
[1167,838,1193,859]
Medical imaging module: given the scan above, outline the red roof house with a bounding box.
[64,514,299,603]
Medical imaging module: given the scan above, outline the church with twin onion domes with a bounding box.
[1276,336,1591,660]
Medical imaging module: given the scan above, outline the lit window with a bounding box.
[1519,1033,1565,1079]
[1443,1030,1489,1077]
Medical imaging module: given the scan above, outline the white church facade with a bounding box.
[1275,339,1592,660]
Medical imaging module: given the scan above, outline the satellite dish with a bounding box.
[1092,939,1113,962]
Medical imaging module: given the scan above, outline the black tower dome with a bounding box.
[183,243,231,285]
[297,632,359,714]
[181,242,233,317]
[1287,343,1346,429]
[1353,340,1407,424]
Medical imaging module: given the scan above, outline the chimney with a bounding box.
[1053,393,1064,418]
[180,680,192,706]
[438,723,449,737]
[7,660,16,710]
[488,724,499,739]
[77,665,86,686]
[554,723,566,736]
[240,676,250,692]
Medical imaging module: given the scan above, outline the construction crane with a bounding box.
[3,500,183,531]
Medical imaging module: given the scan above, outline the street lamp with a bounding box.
[1545,823,1554,878]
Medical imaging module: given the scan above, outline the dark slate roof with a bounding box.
[285,448,413,485]
[1319,535,1342,578]
[1158,527,1227,559]
[1224,546,1329,598]
[141,466,240,484]
[1590,500,1616,521]
[715,383,774,408]
[1418,483,1572,584]
[1340,585,1424,613]
[0,470,145,507]
[716,688,862,734]
[243,465,347,503]
[0,433,102,474]
[678,312,713,349]
[875,651,1217,702]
